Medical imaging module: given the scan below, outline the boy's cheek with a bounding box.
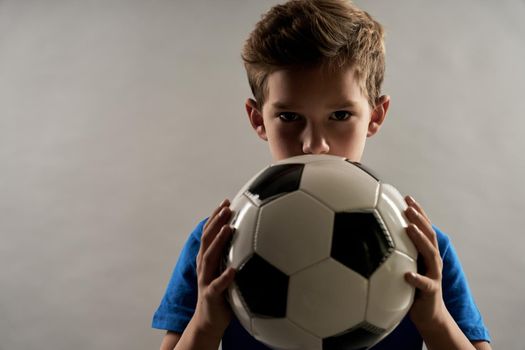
[268,134,302,159]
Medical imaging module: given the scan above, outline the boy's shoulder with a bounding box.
[191,218,208,240]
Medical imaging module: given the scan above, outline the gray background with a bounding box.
[1,0,523,349]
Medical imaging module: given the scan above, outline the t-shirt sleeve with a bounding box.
[435,226,491,343]
[151,219,207,332]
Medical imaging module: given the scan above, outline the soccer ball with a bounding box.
[224,154,417,350]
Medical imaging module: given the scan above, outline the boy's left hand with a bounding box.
[403,196,448,330]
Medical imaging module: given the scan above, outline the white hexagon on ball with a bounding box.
[255,191,334,275]
[251,317,321,350]
[366,250,416,330]
[299,157,380,212]
[287,258,368,338]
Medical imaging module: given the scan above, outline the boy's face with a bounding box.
[246,65,390,162]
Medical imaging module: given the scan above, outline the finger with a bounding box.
[208,267,236,296]
[203,199,230,232]
[404,271,437,294]
[202,225,235,280]
[200,206,232,255]
[405,196,431,224]
[405,206,438,248]
[406,224,441,278]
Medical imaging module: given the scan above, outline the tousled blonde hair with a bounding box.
[242,0,385,109]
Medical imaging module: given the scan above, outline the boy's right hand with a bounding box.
[193,199,236,339]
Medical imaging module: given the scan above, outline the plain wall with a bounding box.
[1,0,523,349]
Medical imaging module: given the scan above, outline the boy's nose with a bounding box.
[302,127,330,155]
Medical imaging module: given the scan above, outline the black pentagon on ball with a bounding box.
[322,321,385,350]
[235,253,289,317]
[247,163,304,201]
[331,212,394,278]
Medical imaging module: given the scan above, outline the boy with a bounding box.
[152,1,492,349]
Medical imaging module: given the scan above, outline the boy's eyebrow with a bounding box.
[329,100,358,109]
[270,100,358,110]
[271,101,297,109]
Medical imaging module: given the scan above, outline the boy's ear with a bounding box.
[246,98,268,141]
[368,95,390,137]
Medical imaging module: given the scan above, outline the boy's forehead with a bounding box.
[268,98,360,111]
[270,64,357,81]
[265,65,365,108]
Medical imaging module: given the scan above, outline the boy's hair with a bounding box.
[242,0,385,109]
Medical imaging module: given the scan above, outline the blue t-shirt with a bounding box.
[152,219,491,349]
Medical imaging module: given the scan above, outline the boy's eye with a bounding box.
[278,112,301,122]
[330,111,351,121]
